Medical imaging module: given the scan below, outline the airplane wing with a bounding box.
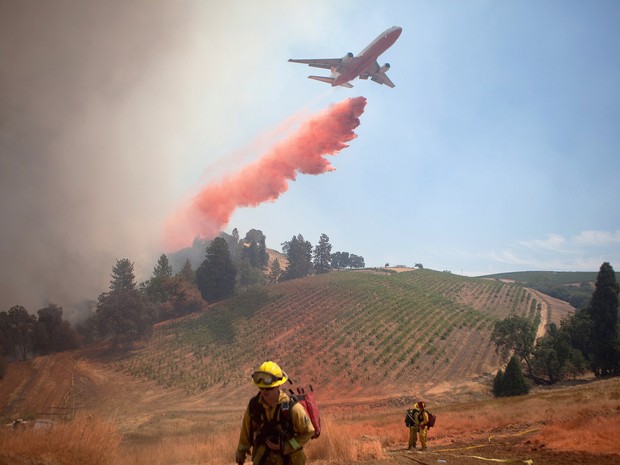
[308,76,354,88]
[370,73,395,88]
[288,58,342,70]
[360,61,396,88]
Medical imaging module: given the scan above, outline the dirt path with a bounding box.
[527,287,575,340]
[530,288,550,340]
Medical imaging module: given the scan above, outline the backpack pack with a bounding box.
[289,385,321,439]
[426,411,436,428]
[249,385,321,441]
[404,409,416,427]
[404,408,436,429]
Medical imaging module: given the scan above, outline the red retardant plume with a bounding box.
[164,96,367,250]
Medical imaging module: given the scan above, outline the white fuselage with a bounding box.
[332,26,402,86]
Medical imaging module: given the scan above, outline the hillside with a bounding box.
[0,269,577,422]
[104,269,573,404]
[8,269,619,465]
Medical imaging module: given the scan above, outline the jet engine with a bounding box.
[379,63,390,73]
[335,52,355,74]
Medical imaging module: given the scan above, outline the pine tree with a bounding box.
[145,254,174,304]
[96,258,154,347]
[177,258,195,283]
[230,228,241,262]
[585,262,620,376]
[499,355,530,396]
[196,237,237,302]
[153,254,173,278]
[492,369,504,397]
[109,258,136,292]
[281,234,313,281]
[313,233,332,274]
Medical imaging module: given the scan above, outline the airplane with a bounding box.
[288,26,402,88]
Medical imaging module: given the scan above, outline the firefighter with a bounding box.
[405,407,417,450]
[407,402,429,451]
[415,401,429,451]
[236,361,315,465]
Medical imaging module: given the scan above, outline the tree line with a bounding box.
[0,229,364,374]
[491,262,620,397]
[0,304,80,362]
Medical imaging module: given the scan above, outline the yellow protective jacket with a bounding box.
[416,409,430,429]
[236,390,315,465]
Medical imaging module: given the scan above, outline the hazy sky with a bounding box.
[2,0,619,312]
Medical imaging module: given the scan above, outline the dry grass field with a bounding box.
[1,344,619,465]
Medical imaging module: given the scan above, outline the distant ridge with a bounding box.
[479,270,600,285]
[480,270,619,309]
[114,269,574,401]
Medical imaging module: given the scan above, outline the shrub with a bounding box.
[492,368,504,397]
[494,356,530,397]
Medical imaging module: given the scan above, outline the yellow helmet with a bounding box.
[252,361,288,388]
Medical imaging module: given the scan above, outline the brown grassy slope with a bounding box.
[0,351,78,420]
[2,358,619,465]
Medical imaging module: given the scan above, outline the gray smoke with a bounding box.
[0,1,338,318]
[0,1,195,315]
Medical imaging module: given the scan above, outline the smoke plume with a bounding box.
[165,96,367,249]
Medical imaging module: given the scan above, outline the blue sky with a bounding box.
[221,0,620,275]
[1,1,619,310]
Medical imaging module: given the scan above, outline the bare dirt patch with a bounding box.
[0,352,79,420]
